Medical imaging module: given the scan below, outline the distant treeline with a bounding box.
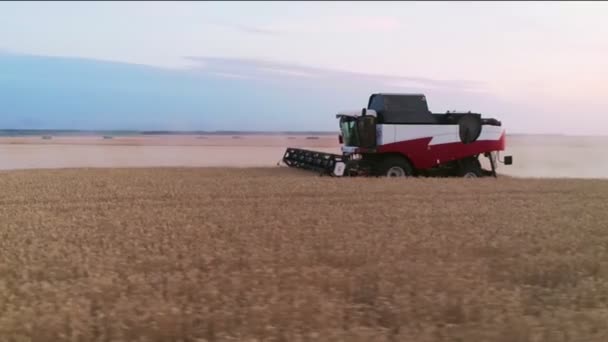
[0,129,338,137]
[139,130,337,136]
[0,129,139,137]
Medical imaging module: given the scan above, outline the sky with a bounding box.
[0,1,607,134]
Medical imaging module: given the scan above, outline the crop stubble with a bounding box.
[1,168,608,342]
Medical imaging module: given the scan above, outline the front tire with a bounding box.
[379,156,414,178]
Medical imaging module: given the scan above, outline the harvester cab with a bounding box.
[282,93,513,178]
[337,108,377,150]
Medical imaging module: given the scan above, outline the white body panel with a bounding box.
[379,124,504,146]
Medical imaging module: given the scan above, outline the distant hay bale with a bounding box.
[196,136,208,139]
[305,136,320,140]
[41,135,52,140]
[102,136,113,140]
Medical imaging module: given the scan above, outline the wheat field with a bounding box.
[1,167,608,342]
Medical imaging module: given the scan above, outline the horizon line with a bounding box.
[0,128,605,138]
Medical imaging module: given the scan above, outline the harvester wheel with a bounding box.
[459,157,483,178]
[459,114,482,144]
[379,156,414,178]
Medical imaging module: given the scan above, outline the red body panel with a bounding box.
[376,131,506,169]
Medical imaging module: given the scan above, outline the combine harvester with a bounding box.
[282,93,512,178]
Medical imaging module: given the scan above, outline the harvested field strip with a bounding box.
[1,168,608,341]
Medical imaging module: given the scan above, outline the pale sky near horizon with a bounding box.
[1,1,607,134]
